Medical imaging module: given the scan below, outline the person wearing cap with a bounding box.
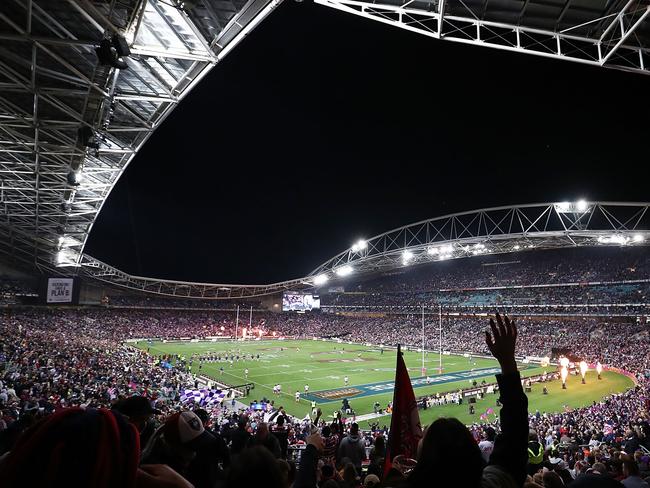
[142,410,225,488]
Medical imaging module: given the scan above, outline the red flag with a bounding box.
[384,344,423,477]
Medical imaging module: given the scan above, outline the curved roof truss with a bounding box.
[309,201,650,282]
[76,201,650,299]
[315,0,650,75]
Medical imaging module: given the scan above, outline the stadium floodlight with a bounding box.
[57,235,78,248]
[427,244,453,256]
[633,234,645,242]
[555,200,591,214]
[55,249,80,267]
[513,244,521,250]
[402,250,414,264]
[335,265,354,277]
[471,243,486,255]
[313,273,329,285]
[351,239,367,252]
[598,234,629,245]
[556,201,571,213]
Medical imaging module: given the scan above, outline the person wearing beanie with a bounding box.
[0,407,191,488]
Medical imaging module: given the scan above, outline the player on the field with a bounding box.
[220,366,224,375]
[295,391,300,402]
[311,400,317,416]
[344,376,349,386]
[244,368,249,379]
[304,384,309,393]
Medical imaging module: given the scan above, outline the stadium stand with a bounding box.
[0,248,649,487]
[0,312,649,485]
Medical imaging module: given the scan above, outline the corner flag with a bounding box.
[384,344,423,477]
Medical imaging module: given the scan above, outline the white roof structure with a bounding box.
[81,201,650,298]
[0,0,281,271]
[0,2,648,299]
[316,0,650,75]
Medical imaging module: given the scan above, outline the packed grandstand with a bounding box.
[1,245,649,488]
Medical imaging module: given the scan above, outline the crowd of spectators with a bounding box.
[105,294,263,310]
[331,247,649,294]
[0,244,649,487]
[0,276,37,306]
[320,247,649,314]
[322,283,649,314]
[0,305,648,487]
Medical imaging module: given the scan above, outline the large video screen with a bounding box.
[282,293,320,312]
[46,277,74,303]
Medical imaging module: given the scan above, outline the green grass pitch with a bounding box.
[136,339,635,428]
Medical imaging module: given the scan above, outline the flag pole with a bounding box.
[235,305,239,340]
[421,305,425,375]
[439,304,443,373]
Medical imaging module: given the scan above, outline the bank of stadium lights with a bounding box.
[554,200,591,214]
[596,234,645,246]
[427,244,454,257]
[57,235,78,249]
[471,243,487,255]
[402,250,415,265]
[335,265,354,277]
[351,240,367,253]
[55,249,80,267]
[313,274,329,286]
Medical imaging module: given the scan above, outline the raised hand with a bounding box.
[485,313,518,374]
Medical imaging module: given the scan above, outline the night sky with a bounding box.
[84,1,650,284]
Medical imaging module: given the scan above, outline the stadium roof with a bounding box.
[315,0,650,75]
[71,201,650,298]
[0,1,649,298]
[0,0,281,272]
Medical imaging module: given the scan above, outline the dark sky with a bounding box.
[85,1,649,284]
